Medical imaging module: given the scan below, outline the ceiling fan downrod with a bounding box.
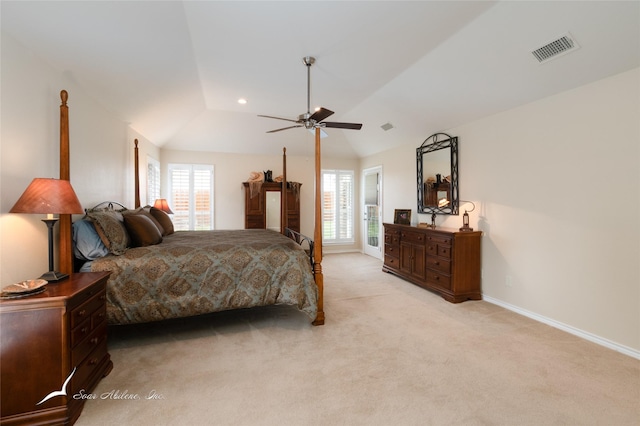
[303,56,315,121]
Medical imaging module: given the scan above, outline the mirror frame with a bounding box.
[416,133,459,215]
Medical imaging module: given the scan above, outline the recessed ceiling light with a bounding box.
[238,98,248,105]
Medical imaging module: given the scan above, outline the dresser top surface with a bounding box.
[383,222,482,236]
[0,272,110,307]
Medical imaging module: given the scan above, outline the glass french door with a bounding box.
[363,166,382,259]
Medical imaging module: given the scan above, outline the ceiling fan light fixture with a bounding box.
[237,98,247,105]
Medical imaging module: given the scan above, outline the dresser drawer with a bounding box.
[400,231,426,245]
[384,254,399,269]
[426,241,452,259]
[426,270,451,290]
[426,234,452,246]
[384,234,399,245]
[385,243,399,257]
[427,256,451,274]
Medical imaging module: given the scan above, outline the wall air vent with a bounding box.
[380,122,394,131]
[531,33,580,64]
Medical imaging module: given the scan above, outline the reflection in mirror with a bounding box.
[265,191,281,231]
[417,133,458,215]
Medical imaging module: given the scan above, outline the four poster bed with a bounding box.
[57,90,325,326]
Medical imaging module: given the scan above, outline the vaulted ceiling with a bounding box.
[2,1,639,158]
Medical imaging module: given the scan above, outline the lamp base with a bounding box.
[459,225,474,232]
[40,271,69,282]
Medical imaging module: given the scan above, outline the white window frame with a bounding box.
[321,169,355,244]
[168,163,214,231]
[146,156,160,207]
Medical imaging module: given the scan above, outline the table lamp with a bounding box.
[459,201,476,232]
[153,198,174,214]
[10,178,84,281]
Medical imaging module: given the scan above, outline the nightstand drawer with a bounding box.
[71,324,107,367]
[71,318,93,347]
[70,290,106,329]
[72,338,109,395]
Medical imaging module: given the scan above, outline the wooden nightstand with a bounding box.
[1,272,113,425]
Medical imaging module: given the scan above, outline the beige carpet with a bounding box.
[77,253,639,425]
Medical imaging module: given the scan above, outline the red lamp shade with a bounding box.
[153,198,174,214]
[10,178,83,214]
[9,178,83,282]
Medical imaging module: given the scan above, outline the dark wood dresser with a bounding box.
[1,272,112,425]
[383,223,481,302]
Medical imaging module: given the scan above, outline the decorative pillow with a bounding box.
[123,207,165,236]
[72,219,109,261]
[150,207,174,236]
[124,214,163,247]
[87,211,129,255]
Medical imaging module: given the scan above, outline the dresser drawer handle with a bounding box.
[77,309,86,317]
[81,326,89,334]
[90,337,99,345]
[100,294,106,301]
[89,357,99,366]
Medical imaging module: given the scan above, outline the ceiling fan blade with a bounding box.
[323,122,363,130]
[258,114,299,124]
[266,125,303,133]
[309,107,334,122]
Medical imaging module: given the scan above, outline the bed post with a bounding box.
[312,127,325,325]
[281,147,287,234]
[59,90,73,275]
[134,139,141,208]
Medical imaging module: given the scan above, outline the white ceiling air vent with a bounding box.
[531,33,580,64]
[380,122,394,131]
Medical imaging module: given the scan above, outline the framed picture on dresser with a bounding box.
[393,209,411,225]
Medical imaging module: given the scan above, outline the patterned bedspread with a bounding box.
[90,229,317,324]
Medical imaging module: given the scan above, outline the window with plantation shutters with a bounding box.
[146,156,160,207]
[168,164,214,231]
[322,169,354,244]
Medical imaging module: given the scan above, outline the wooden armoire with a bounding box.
[243,182,301,233]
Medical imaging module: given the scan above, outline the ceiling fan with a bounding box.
[258,56,362,133]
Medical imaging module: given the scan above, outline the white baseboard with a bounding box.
[483,295,640,360]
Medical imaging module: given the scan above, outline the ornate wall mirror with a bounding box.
[417,133,459,215]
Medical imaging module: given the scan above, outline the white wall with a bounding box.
[361,68,640,354]
[1,33,130,284]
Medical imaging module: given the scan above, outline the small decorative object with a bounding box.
[393,209,411,225]
[1,279,48,298]
[9,178,84,282]
[263,170,273,182]
[431,212,436,228]
[459,200,476,232]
